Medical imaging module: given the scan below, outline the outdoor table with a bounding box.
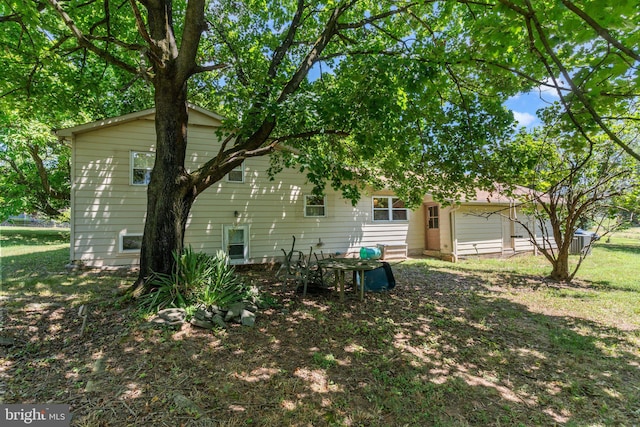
[318,258,382,301]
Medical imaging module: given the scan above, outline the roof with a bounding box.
[55,104,225,139]
[461,184,548,205]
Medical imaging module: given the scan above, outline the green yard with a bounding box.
[1,226,639,426]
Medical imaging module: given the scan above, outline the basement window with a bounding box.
[120,233,143,253]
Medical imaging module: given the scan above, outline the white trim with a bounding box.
[226,161,245,183]
[130,151,154,186]
[119,232,143,253]
[372,196,409,222]
[223,225,250,264]
[56,103,225,138]
[304,194,327,217]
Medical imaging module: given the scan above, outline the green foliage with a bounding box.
[198,251,249,307]
[139,248,251,312]
[0,1,154,218]
[0,115,70,219]
[490,122,639,281]
[4,0,638,281]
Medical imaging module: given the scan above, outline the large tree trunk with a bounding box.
[135,78,195,290]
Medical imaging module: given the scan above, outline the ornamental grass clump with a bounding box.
[139,248,250,312]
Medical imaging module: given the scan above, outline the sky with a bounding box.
[504,80,561,130]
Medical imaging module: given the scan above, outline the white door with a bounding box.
[223,225,249,264]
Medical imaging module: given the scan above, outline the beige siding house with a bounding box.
[423,190,550,261]
[58,105,546,267]
[57,106,425,267]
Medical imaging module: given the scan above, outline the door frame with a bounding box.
[424,202,441,251]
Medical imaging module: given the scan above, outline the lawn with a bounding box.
[1,226,639,426]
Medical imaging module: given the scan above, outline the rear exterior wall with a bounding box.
[70,115,425,266]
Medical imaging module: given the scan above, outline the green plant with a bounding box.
[198,251,248,307]
[138,248,252,312]
[139,247,214,311]
[312,352,337,369]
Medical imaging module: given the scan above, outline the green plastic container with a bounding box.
[359,247,382,260]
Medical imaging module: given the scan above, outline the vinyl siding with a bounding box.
[454,205,551,256]
[70,110,425,266]
[455,207,503,255]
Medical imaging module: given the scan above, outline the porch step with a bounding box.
[377,243,408,260]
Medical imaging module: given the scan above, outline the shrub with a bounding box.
[139,248,251,312]
[198,250,249,307]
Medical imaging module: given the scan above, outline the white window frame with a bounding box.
[223,225,250,264]
[227,161,245,183]
[304,195,327,217]
[130,151,154,186]
[372,196,408,222]
[119,232,143,253]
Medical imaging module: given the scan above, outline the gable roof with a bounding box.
[56,104,225,139]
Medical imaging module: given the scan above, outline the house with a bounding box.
[56,105,545,267]
[423,189,547,262]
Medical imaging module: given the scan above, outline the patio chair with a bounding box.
[275,236,306,293]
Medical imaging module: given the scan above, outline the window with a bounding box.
[131,151,154,185]
[373,196,408,221]
[304,195,326,217]
[223,225,249,264]
[227,162,244,183]
[428,205,439,229]
[120,233,143,253]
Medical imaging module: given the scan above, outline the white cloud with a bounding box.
[513,111,537,127]
[537,77,563,100]
[506,94,521,103]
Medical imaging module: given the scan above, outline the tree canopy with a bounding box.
[1,0,637,284]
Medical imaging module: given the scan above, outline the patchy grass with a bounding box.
[1,227,639,426]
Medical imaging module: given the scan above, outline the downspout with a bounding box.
[450,205,459,262]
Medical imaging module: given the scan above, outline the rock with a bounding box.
[0,337,15,347]
[157,308,186,322]
[244,303,259,313]
[194,308,213,321]
[150,308,186,327]
[224,302,245,322]
[209,305,225,316]
[211,314,227,329]
[190,318,215,330]
[240,309,256,327]
[84,380,98,393]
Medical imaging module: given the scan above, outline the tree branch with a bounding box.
[177,0,207,81]
[269,129,350,144]
[336,2,418,30]
[498,0,640,162]
[208,19,250,86]
[560,0,640,62]
[268,0,307,80]
[45,0,138,74]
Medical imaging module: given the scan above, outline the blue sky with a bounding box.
[504,80,561,130]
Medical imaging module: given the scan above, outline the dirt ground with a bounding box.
[1,263,639,426]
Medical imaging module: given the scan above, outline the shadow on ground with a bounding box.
[1,260,638,426]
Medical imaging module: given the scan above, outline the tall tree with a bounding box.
[0,1,154,218]
[2,0,637,291]
[496,128,638,282]
[0,115,70,219]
